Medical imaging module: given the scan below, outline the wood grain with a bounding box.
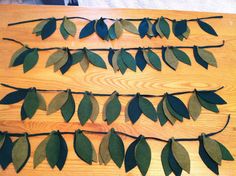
[0,4,236,176]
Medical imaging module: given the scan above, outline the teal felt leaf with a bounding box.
[72,51,84,65]
[23,88,39,118]
[147,49,161,71]
[121,49,136,71]
[216,141,234,161]
[197,20,218,36]
[135,136,151,176]
[0,89,28,104]
[46,131,60,168]
[108,23,117,40]
[161,142,172,176]
[85,49,107,69]
[78,92,93,126]
[108,129,125,168]
[74,130,93,164]
[12,134,30,173]
[41,18,56,40]
[61,90,75,122]
[138,95,157,121]
[159,16,170,39]
[23,48,39,73]
[172,47,191,65]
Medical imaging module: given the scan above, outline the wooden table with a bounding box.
[0,4,235,176]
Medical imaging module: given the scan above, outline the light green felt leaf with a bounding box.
[78,92,93,126]
[12,135,30,173]
[188,92,201,121]
[53,51,68,72]
[114,21,123,38]
[33,136,49,168]
[89,94,99,123]
[63,16,77,36]
[165,47,179,70]
[147,19,154,37]
[99,133,111,165]
[197,47,217,67]
[23,48,39,73]
[36,92,47,111]
[120,19,139,35]
[23,89,39,118]
[46,49,66,67]
[85,49,107,69]
[112,50,121,72]
[138,95,157,121]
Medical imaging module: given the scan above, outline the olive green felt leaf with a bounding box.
[61,90,75,122]
[89,94,99,122]
[99,133,111,165]
[171,139,190,173]
[91,143,98,162]
[172,47,191,65]
[216,141,234,161]
[36,92,47,111]
[23,89,39,118]
[0,133,6,149]
[103,92,116,121]
[120,19,139,35]
[159,16,170,39]
[108,129,124,168]
[80,55,90,72]
[60,20,69,40]
[146,49,161,71]
[85,49,107,69]
[12,135,30,173]
[138,95,157,121]
[9,47,28,67]
[121,49,136,71]
[104,92,121,125]
[78,92,93,126]
[46,49,66,67]
[203,135,222,165]
[188,92,201,120]
[53,51,68,72]
[164,47,179,70]
[72,51,84,65]
[112,50,121,72]
[46,131,60,168]
[47,91,69,115]
[33,136,49,168]
[33,19,49,34]
[63,16,77,37]
[22,48,39,73]
[114,20,123,38]
[125,98,132,122]
[162,97,176,125]
[135,136,151,176]
[161,142,172,176]
[74,130,93,164]
[146,19,154,38]
[197,47,217,67]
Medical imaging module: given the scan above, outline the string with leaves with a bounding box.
[0,115,233,175]
[3,38,224,74]
[7,15,223,40]
[0,83,226,125]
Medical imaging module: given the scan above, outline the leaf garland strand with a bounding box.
[0,117,233,175]
[8,15,222,40]
[0,83,226,125]
[4,38,224,74]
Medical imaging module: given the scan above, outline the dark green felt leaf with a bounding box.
[41,18,56,40]
[0,134,13,170]
[61,91,75,122]
[9,47,27,67]
[63,16,77,37]
[121,49,136,71]
[33,136,49,168]
[138,95,157,121]
[23,89,39,118]
[105,92,121,125]
[156,99,168,126]
[147,49,161,71]
[196,94,219,113]
[56,133,68,170]
[0,89,28,104]
[159,16,170,39]
[166,97,183,122]
[23,48,39,73]
[197,20,218,36]
[216,141,234,161]
[109,129,124,168]
[135,136,151,176]
[12,135,30,173]
[117,51,127,74]
[193,46,208,69]
[46,131,60,168]
[172,47,191,65]
[72,51,84,65]
[12,49,33,67]
[168,144,182,176]
[197,91,226,105]
[78,92,93,126]
[74,130,93,164]
[21,103,28,120]
[85,49,107,69]
[161,142,172,176]
[99,133,111,165]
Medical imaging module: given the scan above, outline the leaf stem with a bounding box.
[0,82,224,98]
[2,38,225,51]
[3,115,230,143]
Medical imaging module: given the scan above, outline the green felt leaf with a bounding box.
[46,131,60,168]
[161,142,172,176]
[216,141,234,161]
[46,49,66,67]
[72,51,84,65]
[56,133,68,170]
[120,19,139,35]
[171,139,190,173]
[74,130,93,164]
[36,92,47,111]
[117,51,127,74]
[105,92,121,125]
[85,49,107,69]
[0,133,6,149]
[156,99,168,126]
[78,92,93,126]
[197,47,217,67]
[114,21,123,38]
[146,49,161,71]
[23,88,39,118]
[203,135,222,165]
[61,91,75,122]
[135,136,151,176]
[12,135,30,173]
[138,95,157,121]
[33,19,49,34]
[155,18,164,38]
[89,94,99,123]
[63,16,77,36]
[162,97,176,125]
[164,47,179,70]
[188,92,201,121]
[33,136,49,168]
[121,49,136,71]
[47,91,69,115]
[99,133,111,165]
[53,51,68,72]
[80,55,89,72]
[60,20,69,40]
[197,94,219,113]
[108,23,117,40]
[172,47,191,65]
[159,16,170,39]
[111,50,121,72]
[108,129,124,168]
[23,48,39,73]
[9,47,28,67]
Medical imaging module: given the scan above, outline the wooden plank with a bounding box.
[0,4,235,176]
